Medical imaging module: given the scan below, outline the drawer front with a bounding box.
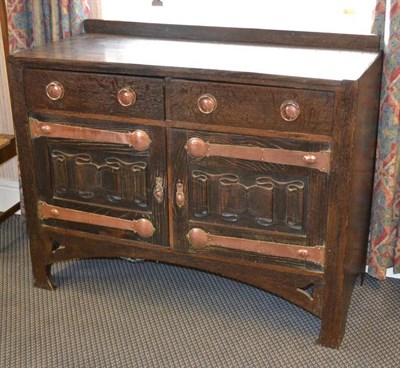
[170,128,330,270]
[167,79,334,135]
[24,69,164,120]
[31,116,168,245]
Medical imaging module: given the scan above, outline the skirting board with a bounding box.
[385,268,400,279]
[0,178,398,278]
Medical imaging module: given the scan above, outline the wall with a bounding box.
[0,26,20,211]
[100,0,376,35]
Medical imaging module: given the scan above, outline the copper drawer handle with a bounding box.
[280,100,300,122]
[186,228,325,265]
[30,118,151,151]
[38,201,155,238]
[118,87,137,107]
[185,137,330,173]
[176,182,185,208]
[197,94,217,114]
[46,81,64,101]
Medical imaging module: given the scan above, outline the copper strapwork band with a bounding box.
[38,201,155,238]
[185,137,330,173]
[186,228,325,265]
[30,118,151,151]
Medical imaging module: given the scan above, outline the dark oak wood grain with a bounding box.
[167,79,335,135]
[7,20,382,349]
[24,69,165,120]
[84,19,381,51]
[0,134,16,164]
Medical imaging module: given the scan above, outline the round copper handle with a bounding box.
[134,218,155,238]
[46,81,64,101]
[280,100,300,122]
[187,228,209,248]
[185,137,209,158]
[118,87,137,107]
[129,130,151,151]
[197,94,217,114]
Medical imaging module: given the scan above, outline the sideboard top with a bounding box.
[10,20,381,84]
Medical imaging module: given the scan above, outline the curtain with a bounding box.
[369,0,400,279]
[6,0,90,53]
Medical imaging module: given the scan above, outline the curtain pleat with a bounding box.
[6,0,90,52]
[369,0,400,279]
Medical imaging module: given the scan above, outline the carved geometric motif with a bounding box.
[191,170,305,230]
[51,150,148,208]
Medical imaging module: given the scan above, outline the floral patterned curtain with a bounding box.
[369,0,400,279]
[6,0,90,53]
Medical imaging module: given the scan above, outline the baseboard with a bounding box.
[0,178,21,214]
[385,268,400,279]
[365,264,399,279]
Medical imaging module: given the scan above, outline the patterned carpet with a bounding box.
[1,215,399,367]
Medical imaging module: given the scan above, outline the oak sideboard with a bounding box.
[8,20,382,348]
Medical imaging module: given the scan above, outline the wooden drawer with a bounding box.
[23,69,165,120]
[166,79,335,135]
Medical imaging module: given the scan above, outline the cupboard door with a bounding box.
[32,116,168,245]
[170,129,330,270]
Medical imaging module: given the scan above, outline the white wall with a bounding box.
[100,0,376,35]
[0,26,18,181]
[0,24,20,212]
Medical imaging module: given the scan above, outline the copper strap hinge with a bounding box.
[38,201,155,238]
[186,228,325,265]
[30,118,151,151]
[185,137,330,173]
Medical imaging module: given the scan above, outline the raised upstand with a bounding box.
[8,20,382,348]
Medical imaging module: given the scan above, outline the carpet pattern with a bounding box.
[1,215,399,367]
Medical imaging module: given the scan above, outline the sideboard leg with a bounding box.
[317,317,344,349]
[317,272,360,349]
[359,272,366,286]
[32,263,56,290]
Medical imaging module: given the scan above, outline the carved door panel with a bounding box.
[31,116,168,245]
[170,129,330,270]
